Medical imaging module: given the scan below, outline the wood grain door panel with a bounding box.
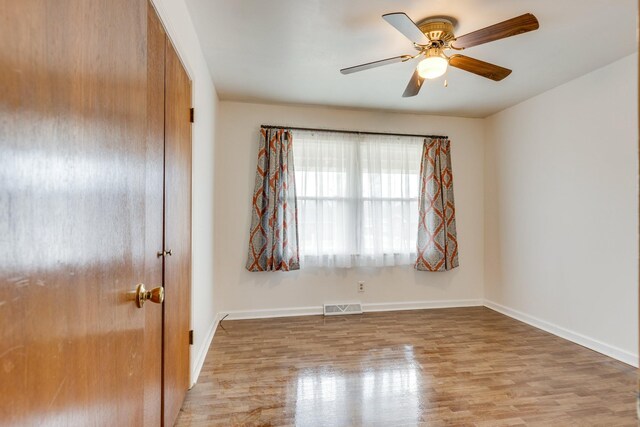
[0,0,164,425]
[163,41,192,427]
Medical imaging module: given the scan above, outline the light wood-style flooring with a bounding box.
[175,307,636,426]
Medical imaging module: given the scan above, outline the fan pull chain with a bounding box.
[444,79,448,88]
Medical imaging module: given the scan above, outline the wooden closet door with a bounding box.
[163,41,193,427]
[0,0,164,425]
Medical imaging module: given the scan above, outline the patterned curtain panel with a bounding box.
[246,128,300,271]
[415,138,459,271]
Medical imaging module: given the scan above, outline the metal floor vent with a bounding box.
[323,303,363,316]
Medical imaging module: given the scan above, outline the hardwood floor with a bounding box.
[175,307,636,426]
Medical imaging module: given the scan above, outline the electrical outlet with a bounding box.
[358,281,365,293]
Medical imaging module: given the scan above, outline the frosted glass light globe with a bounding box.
[417,56,448,80]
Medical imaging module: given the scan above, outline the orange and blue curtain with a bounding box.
[415,138,459,271]
[246,128,300,271]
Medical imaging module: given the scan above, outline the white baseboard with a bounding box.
[363,299,483,312]
[221,299,483,321]
[222,306,323,320]
[190,314,219,387]
[484,300,638,368]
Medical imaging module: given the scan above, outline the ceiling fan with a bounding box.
[340,12,539,97]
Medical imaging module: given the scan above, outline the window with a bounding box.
[294,130,423,267]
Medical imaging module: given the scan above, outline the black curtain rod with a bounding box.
[260,124,447,140]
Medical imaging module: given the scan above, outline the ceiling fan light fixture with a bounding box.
[417,51,448,79]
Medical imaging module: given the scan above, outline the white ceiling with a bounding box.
[186,0,637,118]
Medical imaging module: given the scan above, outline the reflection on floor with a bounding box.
[175,307,636,426]
[292,346,421,426]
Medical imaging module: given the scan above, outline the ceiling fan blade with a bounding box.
[382,13,430,45]
[449,55,512,81]
[340,55,412,74]
[402,69,425,97]
[452,13,539,49]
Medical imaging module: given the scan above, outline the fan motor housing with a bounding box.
[417,18,456,43]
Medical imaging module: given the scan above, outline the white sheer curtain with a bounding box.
[294,130,423,267]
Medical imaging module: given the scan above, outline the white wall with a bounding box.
[484,54,638,365]
[214,102,485,317]
[150,0,219,383]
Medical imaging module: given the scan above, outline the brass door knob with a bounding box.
[135,283,164,308]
